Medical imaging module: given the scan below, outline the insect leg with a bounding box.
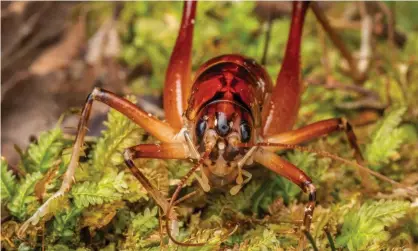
[254,148,316,251]
[92,88,179,142]
[123,143,189,216]
[265,118,362,161]
[163,0,197,130]
[261,1,310,136]
[18,87,179,237]
[264,118,375,188]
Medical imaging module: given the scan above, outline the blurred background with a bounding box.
[1,1,417,175]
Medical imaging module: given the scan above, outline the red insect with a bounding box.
[19,1,367,249]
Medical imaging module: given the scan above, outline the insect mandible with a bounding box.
[19,1,369,249]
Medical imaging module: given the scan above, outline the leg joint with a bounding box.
[303,181,316,202]
[123,148,136,167]
[92,87,102,97]
[338,117,354,133]
[91,87,109,103]
[85,87,103,104]
[123,148,132,159]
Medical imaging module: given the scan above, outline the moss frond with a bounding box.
[1,157,17,202]
[91,95,143,174]
[336,200,410,251]
[240,226,282,250]
[7,172,42,220]
[27,120,64,173]
[71,180,122,209]
[365,106,408,169]
[121,206,160,250]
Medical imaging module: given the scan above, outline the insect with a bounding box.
[19,1,372,249]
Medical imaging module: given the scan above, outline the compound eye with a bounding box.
[196,118,207,142]
[240,121,251,143]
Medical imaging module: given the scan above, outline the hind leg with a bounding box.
[163,1,197,130]
[261,2,310,136]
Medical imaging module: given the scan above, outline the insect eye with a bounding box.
[240,121,251,142]
[196,118,207,141]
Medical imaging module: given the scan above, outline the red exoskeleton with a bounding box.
[19,1,375,249]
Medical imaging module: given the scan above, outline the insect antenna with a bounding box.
[165,144,240,246]
[260,8,273,66]
[165,148,211,246]
[238,142,418,196]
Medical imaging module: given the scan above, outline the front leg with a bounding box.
[123,143,189,216]
[254,148,316,251]
[18,87,180,237]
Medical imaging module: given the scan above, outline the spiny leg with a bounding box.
[239,142,416,196]
[261,1,310,136]
[18,87,179,237]
[163,0,197,130]
[92,88,179,143]
[254,148,316,251]
[123,143,190,216]
[265,118,375,189]
[123,142,192,244]
[265,118,361,160]
[123,142,217,246]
